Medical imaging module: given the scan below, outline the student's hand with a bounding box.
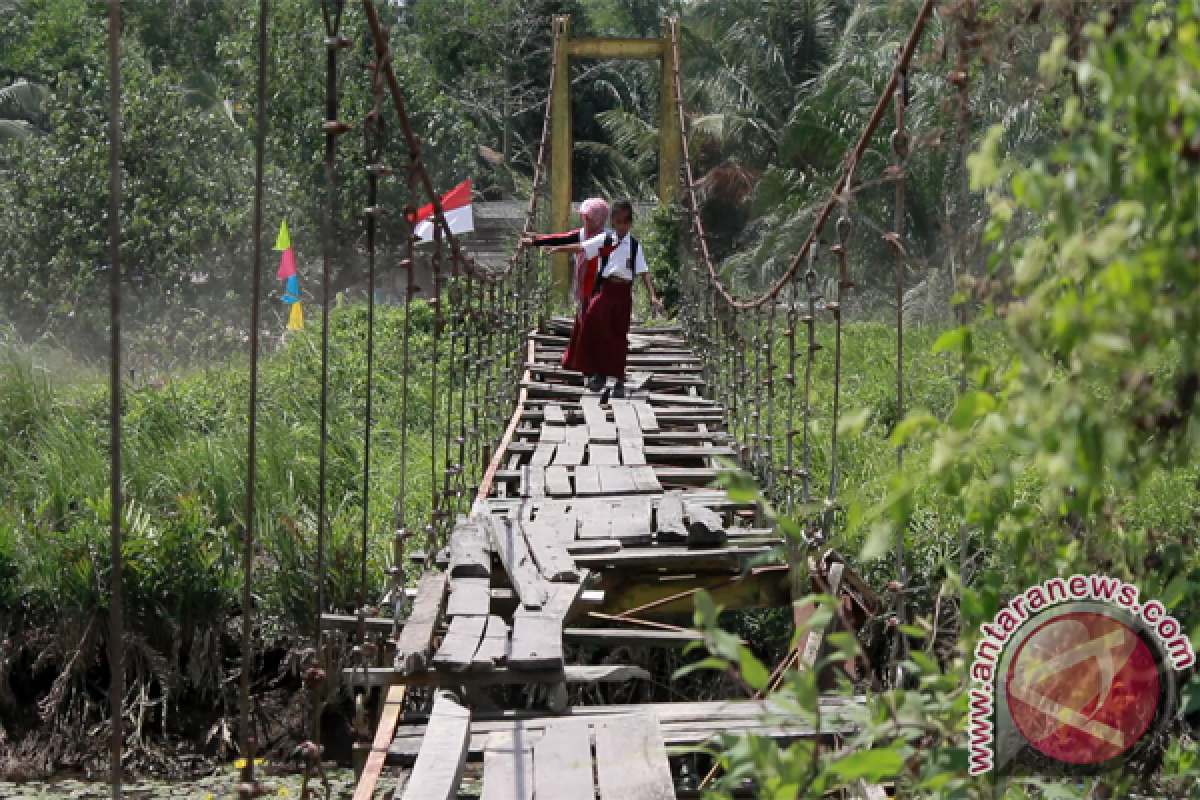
[520,236,536,247]
[652,297,666,316]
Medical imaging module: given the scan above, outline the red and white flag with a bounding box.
[414,178,474,243]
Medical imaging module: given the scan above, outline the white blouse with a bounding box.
[581,232,649,282]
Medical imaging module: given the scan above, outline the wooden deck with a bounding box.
[344,319,883,799]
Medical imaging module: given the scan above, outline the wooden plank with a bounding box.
[611,399,641,433]
[520,520,581,582]
[434,615,488,672]
[446,577,492,617]
[350,685,407,800]
[589,444,621,465]
[481,731,534,800]
[634,402,660,432]
[486,515,549,610]
[544,466,573,497]
[449,521,491,579]
[395,572,448,675]
[347,663,652,690]
[472,615,510,672]
[563,627,704,648]
[630,466,663,493]
[520,465,546,499]
[620,436,647,466]
[594,713,676,800]
[553,438,587,467]
[531,441,557,467]
[654,491,687,543]
[478,338,535,505]
[508,611,565,671]
[530,499,578,542]
[539,424,566,443]
[582,396,617,442]
[598,466,636,494]
[624,372,653,392]
[576,499,612,540]
[543,403,566,425]
[541,576,588,617]
[684,503,728,548]
[610,497,653,546]
[400,691,471,800]
[534,718,595,800]
[565,538,622,555]
[574,464,602,496]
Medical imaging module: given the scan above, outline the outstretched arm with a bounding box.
[520,230,580,248]
[546,242,585,255]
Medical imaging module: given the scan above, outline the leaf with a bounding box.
[931,326,969,354]
[948,391,995,430]
[860,523,892,562]
[836,407,872,437]
[673,657,730,679]
[827,747,905,782]
[1163,574,1191,609]
[738,647,769,690]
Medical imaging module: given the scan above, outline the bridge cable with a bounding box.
[238,0,270,793]
[105,2,124,797]
[314,0,347,745]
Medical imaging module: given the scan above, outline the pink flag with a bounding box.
[276,247,296,280]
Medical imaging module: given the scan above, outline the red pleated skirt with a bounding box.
[571,280,632,379]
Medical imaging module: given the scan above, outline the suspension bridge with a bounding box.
[96,0,951,797]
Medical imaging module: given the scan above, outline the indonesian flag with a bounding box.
[414,179,474,243]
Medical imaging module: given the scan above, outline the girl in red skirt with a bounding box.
[547,200,665,398]
[521,197,611,378]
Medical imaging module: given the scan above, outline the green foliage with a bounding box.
[641,202,683,310]
[0,304,450,633]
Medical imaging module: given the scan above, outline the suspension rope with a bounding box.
[238,0,270,794]
[827,213,854,520]
[105,2,124,797]
[359,26,388,654]
[888,67,911,673]
[314,0,347,745]
[799,242,820,515]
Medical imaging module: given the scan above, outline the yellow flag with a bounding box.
[287,302,304,330]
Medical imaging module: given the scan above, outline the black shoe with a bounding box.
[611,382,627,399]
[587,374,605,392]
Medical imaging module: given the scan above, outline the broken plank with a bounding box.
[449,522,491,579]
[508,611,565,671]
[684,503,728,548]
[553,437,586,467]
[433,615,488,672]
[654,491,687,544]
[446,577,492,618]
[611,399,641,434]
[530,442,557,467]
[576,499,613,539]
[486,515,549,610]
[519,466,546,499]
[544,466,573,498]
[395,572,448,675]
[581,396,617,442]
[574,464,602,496]
[480,731,535,800]
[597,466,636,494]
[520,520,581,582]
[543,403,566,426]
[400,691,471,800]
[588,444,620,465]
[594,713,676,800]
[610,497,653,546]
[533,719,595,800]
[538,424,566,443]
[633,401,660,432]
[630,466,663,493]
[471,615,510,672]
[624,372,653,392]
[565,538,622,555]
[620,436,647,466]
